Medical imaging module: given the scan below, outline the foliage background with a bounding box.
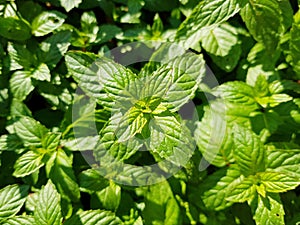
[0,0,300,224]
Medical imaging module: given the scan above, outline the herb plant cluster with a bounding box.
[0,0,300,224]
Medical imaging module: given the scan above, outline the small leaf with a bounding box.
[31,63,51,82]
[41,132,61,151]
[32,11,66,36]
[13,150,44,177]
[10,71,34,101]
[60,0,82,12]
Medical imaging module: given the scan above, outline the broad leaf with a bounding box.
[48,149,80,202]
[240,0,285,52]
[93,182,121,211]
[226,177,256,203]
[0,17,31,41]
[34,180,62,225]
[258,172,300,193]
[176,0,242,43]
[233,124,265,176]
[213,81,259,111]
[200,165,242,211]
[249,193,284,225]
[195,103,233,167]
[12,116,48,146]
[0,185,29,220]
[64,210,123,225]
[2,216,35,225]
[143,181,182,225]
[266,143,300,178]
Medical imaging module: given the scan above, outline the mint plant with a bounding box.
[0,0,300,224]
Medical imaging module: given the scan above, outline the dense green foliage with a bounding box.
[0,0,300,224]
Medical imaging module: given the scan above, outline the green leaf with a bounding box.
[201,23,242,72]
[240,0,285,52]
[213,81,259,111]
[31,63,51,82]
[249,193,285,225]
[12,116,48,147]
[64,210,123,225]
[13,150,44,177]
[158,53,206,111]
[60,0,82,12]
[10,98,32,117]
[266,143,300,178]
[195,103,233,167]
[0,184,29,220]
[176,0,242,43]
[34,180,62,225]
[95,123,142,161]
[250,111,282,135]
[65,51,104,101]
[93,182,121,211]
[226,177,256,203]
[32,11,66,36]
[79,169,109,193]
[41,132,61,151]
[200,165,242,211]
[200,23,239,56]
[2,216,36,225]
[0,88,9,117]
[7,42,35,71]
[0,17,31,41]
[289,10,300,77]
[0,134,23,151]
[254,75,269,97]
[48,149,80,202]
[9,71,35,101]
[96,25,122,45]
[258,172,300,193]
[143,181,182,225]
[233,124,265,176]
[148,114,195,166]
[39,30,71,68]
